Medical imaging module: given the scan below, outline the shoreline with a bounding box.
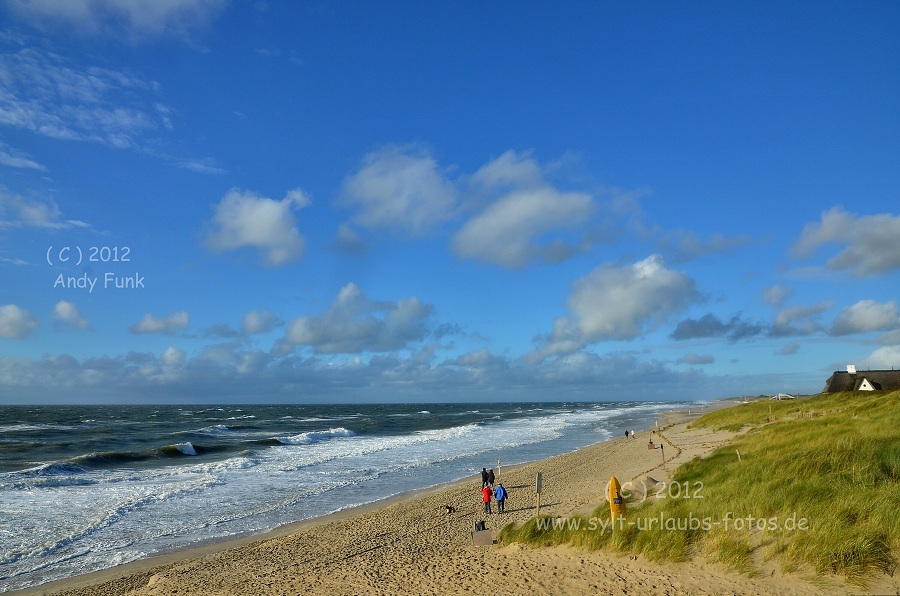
[14,400,748,596]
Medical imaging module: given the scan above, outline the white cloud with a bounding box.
[0,342,819,404]
[331,224,366,254]
[0,189,90,229]
[131,310,189,334]
[176,156,227,175]
[7,0,227,39]
[762,284,793,308]
[340,145,458,236]
[452,151,594,268]
[792,207,900,276]
[0,48,167,149]
[831,300,899,336]
[0,304,38,339]
[469,149,544,188]
[0,141,46,170]
[452,186,593,268]
[161,346,185,365]
[878,328,900,346]
[54,300,88,329]
[866,346,900,370]
[770,302,834,337]
[677,353,715,365]
[655,229,750,262]
[285,282,432,354]
[204,187,310,266]
[530,255,699,360]
[777,342,800,356]
[241,309,279,334]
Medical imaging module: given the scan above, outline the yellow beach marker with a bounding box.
[608,476,626,523]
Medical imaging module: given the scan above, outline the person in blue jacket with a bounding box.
[494,483,508,514]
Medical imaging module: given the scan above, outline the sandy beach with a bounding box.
[16,404,897,596]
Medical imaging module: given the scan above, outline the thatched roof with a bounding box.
[822,370,900,393]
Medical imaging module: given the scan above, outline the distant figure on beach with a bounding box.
[487,468,495,487]
[481,467,489,488]
[630,429,635,438]
[495,483,507,513]
[481,485,493,514]
[624,429,629,438]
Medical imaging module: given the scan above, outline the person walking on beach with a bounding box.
[487,468,495,488]
[495,483,507,514]
[481,467,489,488]
[481,484,493,514]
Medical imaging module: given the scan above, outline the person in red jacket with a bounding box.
[481,485,492,514]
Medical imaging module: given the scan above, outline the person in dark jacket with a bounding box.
[481,467,489,488]
[487,469,495,487]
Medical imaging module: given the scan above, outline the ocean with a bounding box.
[0,401,697,592]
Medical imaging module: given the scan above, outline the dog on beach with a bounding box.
[443,504,456,514]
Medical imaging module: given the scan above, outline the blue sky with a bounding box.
[1,1,898,404]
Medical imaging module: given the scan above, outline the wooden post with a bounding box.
[535,472,543,515]
[660,443,666,471]
[736,449,742,462]
[497,458,501,482]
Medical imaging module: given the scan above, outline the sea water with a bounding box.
[0,401,697,591]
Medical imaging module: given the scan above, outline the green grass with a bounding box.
[498,390,900,587]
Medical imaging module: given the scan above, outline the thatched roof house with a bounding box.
[822,365,900,393]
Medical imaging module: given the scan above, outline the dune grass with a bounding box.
[498,390,900,586]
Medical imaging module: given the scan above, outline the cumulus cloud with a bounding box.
[449,348,509,372]
[530,255,699,360]
[331,224,367,255]
[452,187,593,268]
[671,313,763,341]
[285,282,432,354]
[0,189,90,229]
[340,145,458,236]
[791,207,900,276]
[677,353,715,365]
[54,300,88,329]
[452,151,594,268]
[769,302,833,337]
[469,149,545,188]
[131,310,189,334]
[241,309,279,334]
[778,342,800,356]
[831,300,899,336]
[7,0,227,39]
[161,346,185,365]
[655,229,750,262]
[0,340,813,404]
[763,284,793,308]
[204,188,310,266]
[866,346,900,370]
[0,304,38,339]
[878,328,900,346]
